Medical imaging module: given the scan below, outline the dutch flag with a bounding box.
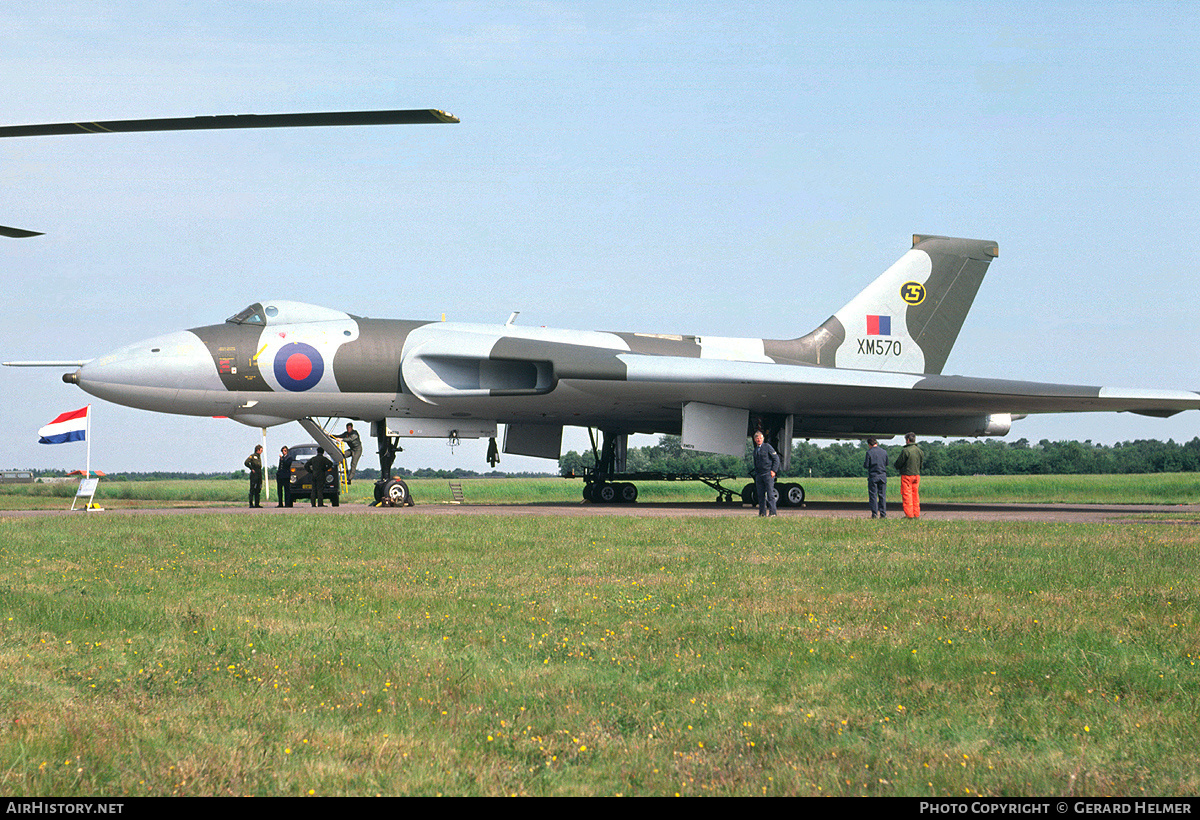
[38,406,89,445]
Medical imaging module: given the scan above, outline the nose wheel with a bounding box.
[374,477,414,507]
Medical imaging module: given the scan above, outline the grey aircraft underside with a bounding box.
[3,110,1198,490]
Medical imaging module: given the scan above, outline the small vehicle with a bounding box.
[282,443,341,507]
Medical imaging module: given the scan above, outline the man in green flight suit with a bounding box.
[333,422,363,484]
[244,444,264,509]
[894,432,924,518]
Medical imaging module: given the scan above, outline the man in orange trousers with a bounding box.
[894,432,924,518]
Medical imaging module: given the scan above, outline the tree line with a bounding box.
[559,436,1200,478]
[21,436,1200,480]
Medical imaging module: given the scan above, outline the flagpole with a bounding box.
[86,404,92,478]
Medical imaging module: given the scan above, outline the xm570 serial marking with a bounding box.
[857,338,903,356]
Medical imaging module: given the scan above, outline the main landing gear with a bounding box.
[582,480,639,504]
[569,428,806,507]
[739,482,806,508]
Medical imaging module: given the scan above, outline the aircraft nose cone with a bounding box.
[76,330,226,414]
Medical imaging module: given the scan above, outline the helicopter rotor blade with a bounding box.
[0,108,459,139]
[0,225,44,238]
[2,108,458,236]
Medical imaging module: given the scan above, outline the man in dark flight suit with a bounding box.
[863,437,888,518]
[305,447,335,507]
[276,446,293,507]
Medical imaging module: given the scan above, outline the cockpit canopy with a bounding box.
[226,303,268,325]
[226,301,357,326]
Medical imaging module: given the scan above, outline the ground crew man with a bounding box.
[334,422,363,484]
[305,447,335,507]
[244,444,264,509]
[894,432,924,518]
[752,430,781,517]
[276,445,293,507]
[863,437,888,518]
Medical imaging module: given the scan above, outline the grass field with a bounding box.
[3,471,1199,509]
[1,479,1198,796]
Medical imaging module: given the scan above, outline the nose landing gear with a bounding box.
[371,424,415,507]
[374,476,414,507]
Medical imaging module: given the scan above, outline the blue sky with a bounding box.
[3,1,1197,474]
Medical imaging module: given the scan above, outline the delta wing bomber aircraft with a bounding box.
[5,110,1200,505]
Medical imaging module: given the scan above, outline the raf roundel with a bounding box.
[274,342,325,392]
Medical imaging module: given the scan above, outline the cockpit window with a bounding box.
[226,303,267,325]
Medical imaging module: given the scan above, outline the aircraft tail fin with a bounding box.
[765,235,998,374]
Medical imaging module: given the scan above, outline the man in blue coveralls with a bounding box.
[752,430,781,517]
[863,437,888,518]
